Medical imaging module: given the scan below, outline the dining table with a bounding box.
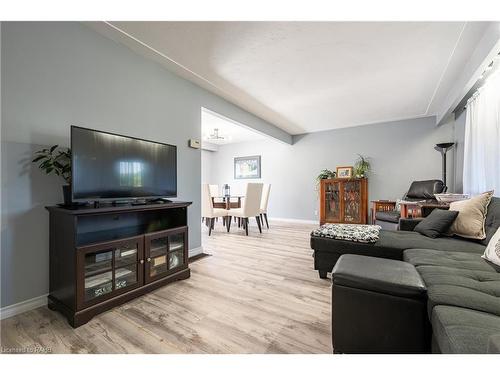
[211,195,245,210]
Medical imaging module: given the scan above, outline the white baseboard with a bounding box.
[1,247,204,320]
[188,246,204,257]
[269,217,318,225]
[0,246,203,319]
[0,294,48,320]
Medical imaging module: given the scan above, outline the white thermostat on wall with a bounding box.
[188,139,201,149]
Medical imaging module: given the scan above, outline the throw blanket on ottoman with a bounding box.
[312,223,381,243]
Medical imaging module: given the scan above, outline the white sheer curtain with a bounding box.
[463,70,500,196]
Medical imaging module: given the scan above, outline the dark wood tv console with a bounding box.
[45,201,192,328]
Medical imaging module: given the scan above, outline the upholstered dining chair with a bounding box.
[260,184,271,229]
[202,184,230,236]
[209,184,219,198]
[208,184,220,222]
[227,183,263,236]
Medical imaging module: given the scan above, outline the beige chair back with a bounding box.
[242,183,263,217]
[260,184,271,212]
[202,184,214,218]
[209,184,219,198]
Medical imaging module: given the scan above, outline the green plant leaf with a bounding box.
[39,160,51,169]
[32,155,46,162]
[32,145,72,183]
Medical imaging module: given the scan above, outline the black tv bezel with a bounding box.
[70,125,178,203]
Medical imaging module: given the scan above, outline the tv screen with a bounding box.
[71,126,177,202]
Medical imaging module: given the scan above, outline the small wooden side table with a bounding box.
[370,200,396,224]
[399,201,450,219]
[399,202,422,219]
[418,202,450,217]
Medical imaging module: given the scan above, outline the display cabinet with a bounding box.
[320,178,368,225]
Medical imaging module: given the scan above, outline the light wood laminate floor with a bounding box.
[1,220,332,353]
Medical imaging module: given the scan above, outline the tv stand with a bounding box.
[46,201,192,328]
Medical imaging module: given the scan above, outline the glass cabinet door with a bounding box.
[78,236,143,309]
[168,233,185,271]
[343,180,362,223]
[84,249,113,301]
[148,235,169,279]
[323,181,342,223]
[114,242,140,291]
[145,228,187,283]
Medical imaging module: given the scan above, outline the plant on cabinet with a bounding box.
[32,145,72,204]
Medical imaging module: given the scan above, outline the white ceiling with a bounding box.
[201,109,267,145]
[95,21,491,135]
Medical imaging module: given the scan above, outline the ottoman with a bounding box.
[332,254,429,353]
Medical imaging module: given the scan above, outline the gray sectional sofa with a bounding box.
[310,197,500,353]
[404,248,500,353]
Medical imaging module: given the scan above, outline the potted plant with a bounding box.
[354,154,371,178]
[315,169,336,190]
[32,145,72,205]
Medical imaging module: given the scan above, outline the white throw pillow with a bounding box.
[482,226,500,267]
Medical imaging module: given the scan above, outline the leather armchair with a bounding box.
[404,180,446,201]
[375,180,445,230]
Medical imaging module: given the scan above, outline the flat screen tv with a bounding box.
[71,126,177,202]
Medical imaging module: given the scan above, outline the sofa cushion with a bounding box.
[404,249,500,317]
[375,210,400,223]
[311,231,486,270]
[448,191,493,240]
[431,305,500,354]
[428,284,500,317]
[374,231,485,254]
[403,249,498,272]
[413,209,459,238]
[415,265,500,316]
[417,265,500,287]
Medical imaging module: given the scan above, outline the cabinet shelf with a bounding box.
[77,225,147,247]
[85,267,113,278]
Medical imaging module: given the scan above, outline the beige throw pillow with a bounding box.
[482,226,500,267]
[447,191,493,240]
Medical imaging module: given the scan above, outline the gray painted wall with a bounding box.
[209,117,456,221]
[0,22,286,308]
[201,150,214,185]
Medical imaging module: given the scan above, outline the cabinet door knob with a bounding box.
[147,257,151,262]
[140,259,144,264]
